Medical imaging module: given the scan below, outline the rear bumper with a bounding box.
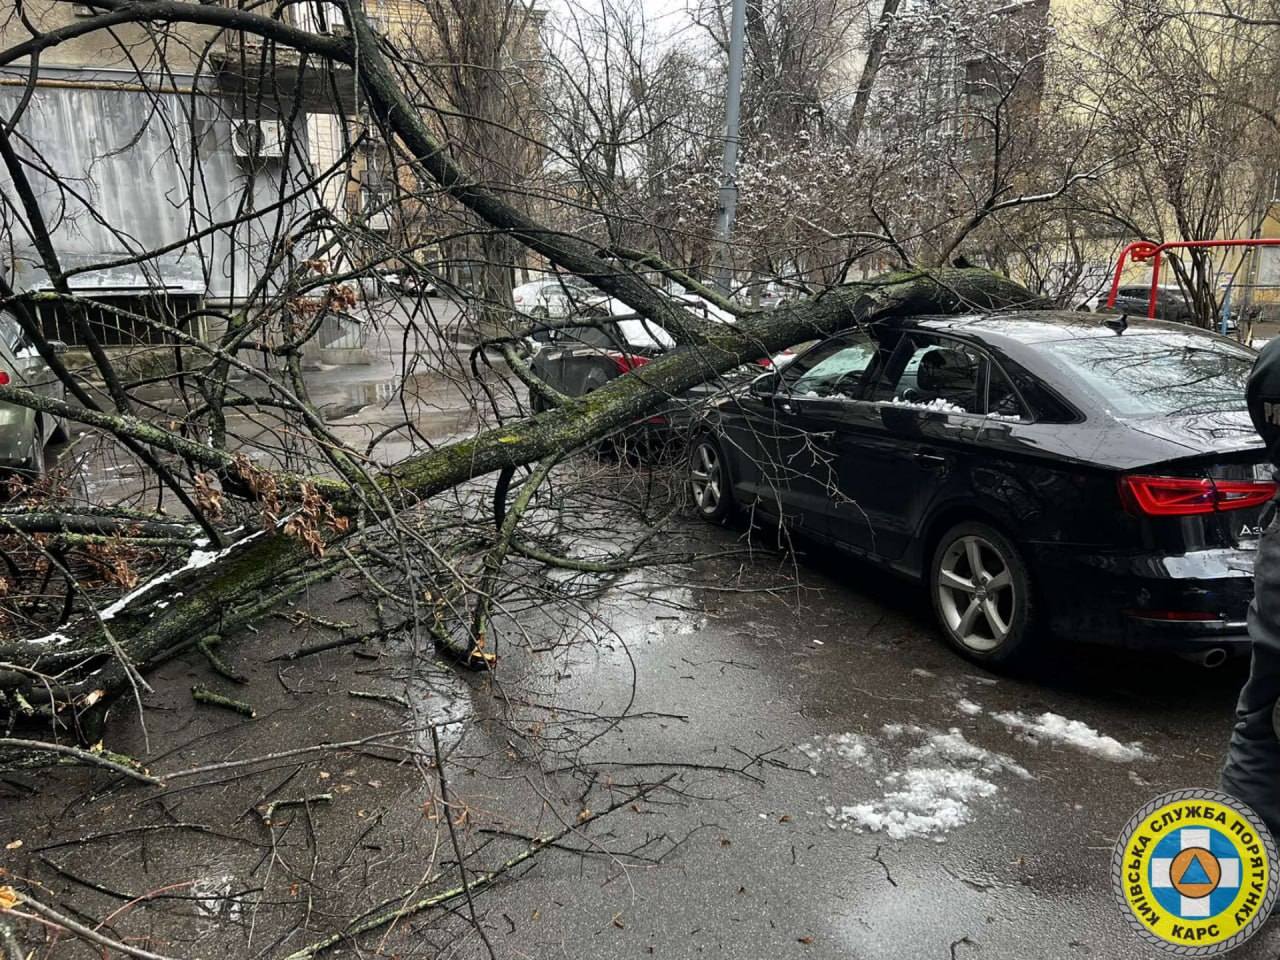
[1028,541,1256,652]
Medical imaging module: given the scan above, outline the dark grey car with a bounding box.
[1108,284,1249,334]
[0,310,68,474]
[527,315,675,406]
[526,311,767,435]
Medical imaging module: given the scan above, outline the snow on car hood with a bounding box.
[617,317,676,350]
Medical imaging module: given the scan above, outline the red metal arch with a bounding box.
[1106,238,1280,318]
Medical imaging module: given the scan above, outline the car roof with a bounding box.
[903,309,1225,346]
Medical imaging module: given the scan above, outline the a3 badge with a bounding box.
[1113,789,1278,955]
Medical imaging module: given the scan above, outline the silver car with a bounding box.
[0,309,68,474]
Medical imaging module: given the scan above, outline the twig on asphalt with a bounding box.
[2,892,188,960]
[0,737,162,786]
[258,793,333,824]
[158,728,437,780]
[270,620,410,662]
[349,689,411,709]
[191,685,256,717]
[279,774,676,960]
[427,723,496,959]
[196,635,247,684]
[1,918,25,960]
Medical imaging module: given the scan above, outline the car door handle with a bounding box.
[942,420,982,439]
[914,451,947,466]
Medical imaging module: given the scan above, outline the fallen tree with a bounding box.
[0,0,1041,735]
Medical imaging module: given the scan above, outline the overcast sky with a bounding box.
[541,0,706,43]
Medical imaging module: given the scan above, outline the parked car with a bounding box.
[757,281,802,309]
[689,310,1269,666]
[382,271,440,297]
[1108,284,1198,322]
[512,275,598,321]
[526,298,772,432]
[1107,283,1242,333]
[0,310,68,475]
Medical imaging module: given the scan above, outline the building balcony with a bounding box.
[211,2,357,112]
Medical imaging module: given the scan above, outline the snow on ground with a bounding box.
[956,698,983,716]
[801,724,1030,842]
[990,710,1150,763]
[798,732,874,767]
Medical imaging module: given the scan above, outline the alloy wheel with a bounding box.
[936,534,1016,652]
[690,441,722,516]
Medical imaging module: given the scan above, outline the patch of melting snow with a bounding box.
[890,396,968,414]
[22,529,269,645]
[674,616,706,636]
[956,698,983,716]
[990,710,1150,763]
[833,768,999,842]
[802,724,1030,841]
[905,728,1030,780]
[98,532,264,622]
[192,874,244,925]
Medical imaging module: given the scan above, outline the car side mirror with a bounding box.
[48,340,68,356]
[749,371,780,397]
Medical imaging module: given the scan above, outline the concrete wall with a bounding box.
[0,1,217,74]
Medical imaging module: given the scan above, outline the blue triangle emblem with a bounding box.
[1179,856,1212,886]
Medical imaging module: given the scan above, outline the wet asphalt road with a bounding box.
[6,469,1270,960]
[7,295,1278,959]
[458,527,1271,960]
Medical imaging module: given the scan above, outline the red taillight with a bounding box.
[514,293,524,304]
[1214,479,1278,510]
[0,371,8,386]
[755,357,773,368]
[609,352,649,374]
[1119,474,1277,516]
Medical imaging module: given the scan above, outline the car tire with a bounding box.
[928,521,1034,666]
[689,434,735,523]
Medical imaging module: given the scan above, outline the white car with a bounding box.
[512,275,597,319]
[584,288,738,327]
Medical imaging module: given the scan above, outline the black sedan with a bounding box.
[690,311,1270,666]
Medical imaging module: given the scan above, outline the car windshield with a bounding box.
[1039,333,1254,417]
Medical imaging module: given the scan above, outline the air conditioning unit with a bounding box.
[231,120,286,161]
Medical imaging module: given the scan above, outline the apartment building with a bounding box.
[0,0,546,345]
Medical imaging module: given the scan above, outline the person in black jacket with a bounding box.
[1222,338,1280,838]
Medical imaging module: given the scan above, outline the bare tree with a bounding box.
[1056,0,1280,323]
